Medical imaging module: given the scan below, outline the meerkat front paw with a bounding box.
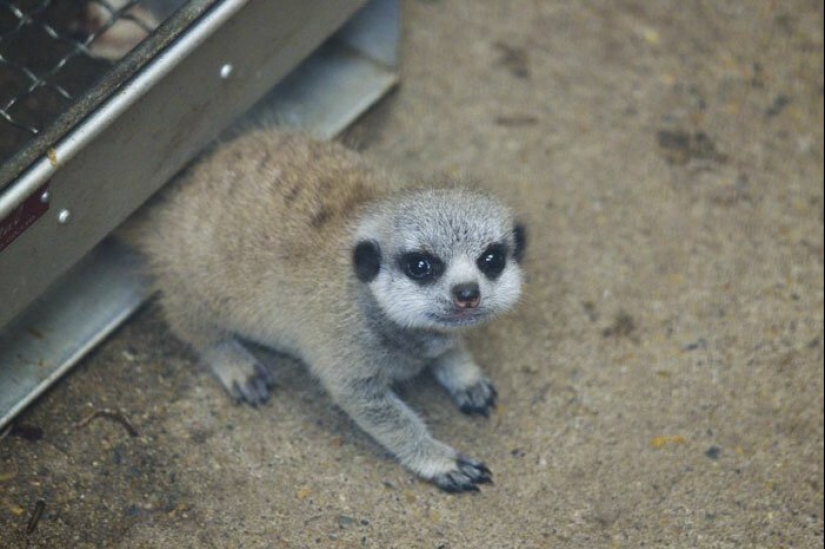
[400,438,493,493]
[431,347,498,417]
[455,379,498,417]
[430,455,493,493]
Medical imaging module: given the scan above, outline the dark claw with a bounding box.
[247,377,269,405]
[431,456,493,493]
[442,484,476,494]
[458,455,493,483]
[434,473,480,493]
[254,362,276,387]
[231,364,275,406]
[229,381,245,403]
[458,379,497,416]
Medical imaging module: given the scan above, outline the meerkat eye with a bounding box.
[477,245,507,279]
[400,252,443,283]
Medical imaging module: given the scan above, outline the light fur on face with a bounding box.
[363,187,523,331]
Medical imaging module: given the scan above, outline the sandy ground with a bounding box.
[2,1,823,548]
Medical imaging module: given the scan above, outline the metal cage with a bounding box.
[0,0,399,429]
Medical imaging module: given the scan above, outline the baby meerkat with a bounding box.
[138,129,526,492]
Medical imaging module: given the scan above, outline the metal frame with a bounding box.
[0,0,217,190]
[0,0,399,430]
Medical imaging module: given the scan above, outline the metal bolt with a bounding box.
[219,64,233,79]
[40,190,50,203]
[57,209,71,224]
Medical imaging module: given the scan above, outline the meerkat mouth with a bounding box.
[429,309,490,327]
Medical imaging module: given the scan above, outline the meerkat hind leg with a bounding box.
[200,338,275,405]
[161,288,274,404]
[431,346,498,417]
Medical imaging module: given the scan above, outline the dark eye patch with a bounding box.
[513,223,527,264]
[477,244,507,279]
[353,240,381,283]
[398,251,444,284]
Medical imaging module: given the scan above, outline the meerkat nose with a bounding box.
[452,282,481,309]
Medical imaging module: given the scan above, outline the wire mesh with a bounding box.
[0,0,183,170]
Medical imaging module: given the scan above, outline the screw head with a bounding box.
[40,190,50,203]
[220,64,233,79]
[57,209,71,224]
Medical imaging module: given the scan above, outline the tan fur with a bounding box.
[142,132,390,354]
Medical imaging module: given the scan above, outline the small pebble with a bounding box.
[705,446,722,460]
[338,515,355,528]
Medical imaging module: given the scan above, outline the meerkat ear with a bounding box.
[353,240,382,283]
[513,223,527,264]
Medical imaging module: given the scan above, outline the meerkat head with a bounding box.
[352,186,526,332]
